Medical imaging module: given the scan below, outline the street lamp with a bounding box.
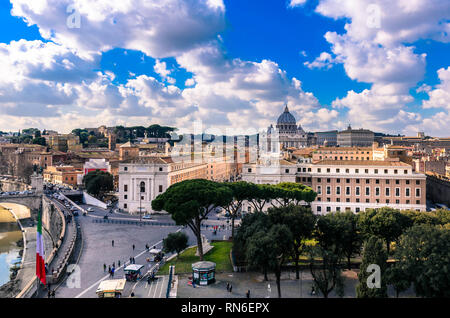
[139,188,142,223]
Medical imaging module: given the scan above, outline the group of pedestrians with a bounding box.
[226,282,251,298]
[102,243,157,279]
[47,289,56,298]
[108,265,116,278]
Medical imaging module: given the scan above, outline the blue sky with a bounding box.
[0,0,449,136]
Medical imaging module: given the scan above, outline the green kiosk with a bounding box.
[192,261,216,285]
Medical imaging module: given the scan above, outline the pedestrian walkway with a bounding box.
[46,211,77,284]
[134,276,167,298]
[14,224,53,296]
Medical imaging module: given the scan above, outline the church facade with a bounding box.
[267,105,308,149]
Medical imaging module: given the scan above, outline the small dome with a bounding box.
[277,105,296,125]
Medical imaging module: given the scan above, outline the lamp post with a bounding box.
[139,187,142,223]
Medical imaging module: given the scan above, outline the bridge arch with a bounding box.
[0,195,42,219]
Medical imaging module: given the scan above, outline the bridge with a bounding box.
[0,194,42,219]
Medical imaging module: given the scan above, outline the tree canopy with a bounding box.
[393,224,450,297]
[358,207,412,254]
[356,236,388,298]
[83,170,114,197]
[268,204,316,279]
[152,179,232,260]
[163,232,189,258]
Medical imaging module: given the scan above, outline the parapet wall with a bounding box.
[0,179,30,192]
[42,197,64,245]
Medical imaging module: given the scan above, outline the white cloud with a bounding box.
[288,0,308,8]
[154,59,171,79]
[10,0,226,59]
[304,52,336,69]
[185,78,196,86]
[315,0,450,47]
[310,0,448,133]
[422,67,450,110]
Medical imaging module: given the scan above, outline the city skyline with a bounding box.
[0,1,449,136]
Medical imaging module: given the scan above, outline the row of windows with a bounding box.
[316,151,371,155]
[277,167,412,175]
[122,166,164,172]
[316,178,421,185]
[317,206,421,213]
[318,156,371,161]
[123,183,163,194]
[316,167,410,174]
[317,186,421,197]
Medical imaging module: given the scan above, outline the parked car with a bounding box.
[142,214,152,220]
[87,207,94,212]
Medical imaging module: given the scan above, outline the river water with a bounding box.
[0,206,22,288]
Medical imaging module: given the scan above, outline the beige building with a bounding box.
[312,147,372,163]
[46,134,82,152]
[337,125,374,147]
[43,165,83,187]
[242,158,426,214]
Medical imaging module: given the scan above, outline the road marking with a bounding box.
[74,239,163,298]
[152,277,161,298]
[158,276,166,298]
[147,280,155,297]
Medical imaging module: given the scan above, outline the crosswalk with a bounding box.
[144,276,167,298]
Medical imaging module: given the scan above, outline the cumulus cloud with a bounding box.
[315,0,450,47]
[309,0,449,134]
[10,0,226,59]
[3,0,448,135]
[288,0,308,8]
[422,67,450,110]
[304,52,336,70]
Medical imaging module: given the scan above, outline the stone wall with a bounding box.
[426,175,450,207]
[42,197,64,246]
[0,179,30,192]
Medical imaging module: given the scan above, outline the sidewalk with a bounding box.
[13,223,53,295]
[46,215,76,282]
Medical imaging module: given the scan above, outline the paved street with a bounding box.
[176,270,417,298]
[49,202,232,298]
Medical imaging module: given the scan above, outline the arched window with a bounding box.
[140,181,146,193]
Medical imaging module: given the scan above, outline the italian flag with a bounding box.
[36,208,46,285]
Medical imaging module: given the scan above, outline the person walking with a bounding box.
[229,285,232,293]
[47,289,51,298]
[51,290,55,298]
[103,263,106,272]
[118,260,121,267]
[112,240,114,247]
[246,290,250,298]
[112,262,115,268]
[132,244,135,251]
[226,283,230,292]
